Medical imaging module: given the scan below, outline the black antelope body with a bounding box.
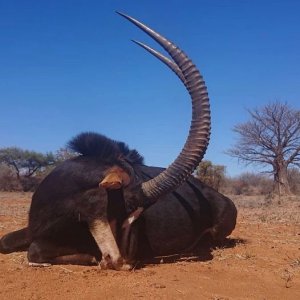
[0,13,237,270]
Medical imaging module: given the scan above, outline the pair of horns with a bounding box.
[117,12,211,200]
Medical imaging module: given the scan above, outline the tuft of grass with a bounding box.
[281,269,294,288]
[290,257,300,268]
[236,252,255,260]
[258,215,267,222]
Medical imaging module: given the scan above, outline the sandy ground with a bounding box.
[0,192,299,300]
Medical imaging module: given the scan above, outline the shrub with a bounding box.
[0,164,22,191]
[223,172,273,196]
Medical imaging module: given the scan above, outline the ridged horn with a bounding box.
[118,12,211,199]
[132,40,186,83]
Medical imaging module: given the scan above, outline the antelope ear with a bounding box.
[100,166,131,190]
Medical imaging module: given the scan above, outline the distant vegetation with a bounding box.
[195,160,300,196]
[1,149,300,196]
[0,147,75,192]
[1,101,299,196]
[195,160,226,192]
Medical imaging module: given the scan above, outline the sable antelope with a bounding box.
[0,12,237,270]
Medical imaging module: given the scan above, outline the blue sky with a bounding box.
[0,0,299,176]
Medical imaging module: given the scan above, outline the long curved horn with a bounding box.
[118,12,211,199]
[132,40,186,83]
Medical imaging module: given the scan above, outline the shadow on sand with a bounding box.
[135,237,246,269]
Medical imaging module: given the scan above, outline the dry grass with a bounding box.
[229,194,300,224]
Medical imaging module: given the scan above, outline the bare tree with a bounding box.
[227,102,300,196]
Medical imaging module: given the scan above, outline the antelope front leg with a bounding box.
[89,218,124,270]
[88,187,130,270]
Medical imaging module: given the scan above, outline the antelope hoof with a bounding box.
[99,255,131,271]
[99,254,122,270]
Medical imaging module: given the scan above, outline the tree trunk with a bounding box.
[273,164,291,196]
